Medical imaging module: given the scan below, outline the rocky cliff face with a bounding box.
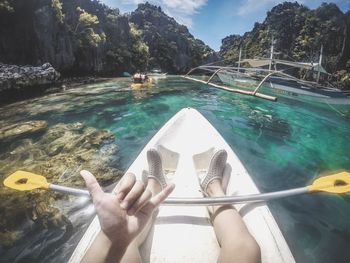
[129,3,217,73]
[219,2,350,88]
[0,0,215,76]
[0,0,74,71]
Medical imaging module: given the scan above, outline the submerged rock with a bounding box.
[0,122,123,247]
[0,120,48,142]
[0,63,60,92]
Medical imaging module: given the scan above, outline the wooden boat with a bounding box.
[69,108,295,263]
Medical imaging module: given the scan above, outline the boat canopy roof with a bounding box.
[241,58,329,74]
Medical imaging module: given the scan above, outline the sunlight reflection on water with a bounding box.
[0,76,350,263]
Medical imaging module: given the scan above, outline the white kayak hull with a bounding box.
[69,108,295,263]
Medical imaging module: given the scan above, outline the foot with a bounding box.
[200,149,227,196]
[147,148,167,191]
[206,179,226,197]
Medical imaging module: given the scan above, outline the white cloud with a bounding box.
[236,0,331,16]
[237,0,282,16]
[113,0,208,27]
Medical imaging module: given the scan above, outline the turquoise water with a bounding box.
[1,76,350,262]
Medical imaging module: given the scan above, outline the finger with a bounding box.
[80,170,104,201]
[120,180,145,210]
[115,173,136,201]
[127,189,152,216]
[143,183,175,213]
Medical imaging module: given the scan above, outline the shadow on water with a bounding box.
[1,76,350,262]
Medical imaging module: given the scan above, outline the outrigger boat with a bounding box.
[184,43,350,104]
[69,108,295,262]
[216,61,350,105]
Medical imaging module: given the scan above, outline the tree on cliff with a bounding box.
[0,0,13,12]
[219,2,350,89]
[74,7,105,48]
[51,0,64,24]
[129,2,215,73]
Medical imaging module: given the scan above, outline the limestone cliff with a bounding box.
[0,0,215,76]
[219,2,350,89]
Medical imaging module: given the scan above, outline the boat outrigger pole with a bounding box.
[317,44,323,83]
[269,36,274,71]
[237,46,242,72]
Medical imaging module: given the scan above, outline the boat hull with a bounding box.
[69,108,295,263]
[217,72,350,105]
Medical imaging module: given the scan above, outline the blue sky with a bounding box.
[100,0,350,51]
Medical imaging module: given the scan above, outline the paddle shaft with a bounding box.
[50,184,90,196]
[48,184,309,205]
[163,187,308,206]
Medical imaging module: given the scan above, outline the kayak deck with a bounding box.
[69,108,295,263]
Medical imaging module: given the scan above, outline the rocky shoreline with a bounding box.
[0,63,112,105]
[0,63,60,92]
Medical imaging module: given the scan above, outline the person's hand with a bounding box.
[81,170,175,248]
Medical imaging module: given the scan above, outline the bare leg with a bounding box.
[206,180,261,263]
[120,178,161,263]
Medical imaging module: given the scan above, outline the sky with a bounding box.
[100,0,350,51]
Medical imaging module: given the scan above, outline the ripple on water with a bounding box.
[0,77,350,263]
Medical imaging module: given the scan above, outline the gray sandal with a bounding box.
[147,148,167,189]
[200,149,227,195]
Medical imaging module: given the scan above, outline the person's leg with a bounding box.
[200,149,260,263]
[206,180,261,263]
[206,179,261,263]
[120,177,162,263]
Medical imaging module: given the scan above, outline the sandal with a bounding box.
[200,149,227,195]
[147,148,167,189]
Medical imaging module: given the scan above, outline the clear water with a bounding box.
[1,76,350,262]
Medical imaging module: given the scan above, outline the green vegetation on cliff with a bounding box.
[220,2,350,89]
[129,2,216,73]
[0,0,214,76]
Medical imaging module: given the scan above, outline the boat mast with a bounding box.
[269,36,274,71]
[237,46,242,72]
[317,44,323,83]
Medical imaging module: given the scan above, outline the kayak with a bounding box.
[131,77,153,89]
[69,107,295,263]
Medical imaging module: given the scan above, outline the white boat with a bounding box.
[148,69,167,78]
[69,108,295,263]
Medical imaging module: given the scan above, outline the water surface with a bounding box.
[1,76,350,262]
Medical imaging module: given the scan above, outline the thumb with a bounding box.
[80,170,104,201]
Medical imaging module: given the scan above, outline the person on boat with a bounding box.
[133,71,149,84]
[81,149,260,263]
[133,71,142,83]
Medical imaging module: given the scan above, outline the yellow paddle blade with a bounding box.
[308,171,350,193]
[3,171,49,191]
